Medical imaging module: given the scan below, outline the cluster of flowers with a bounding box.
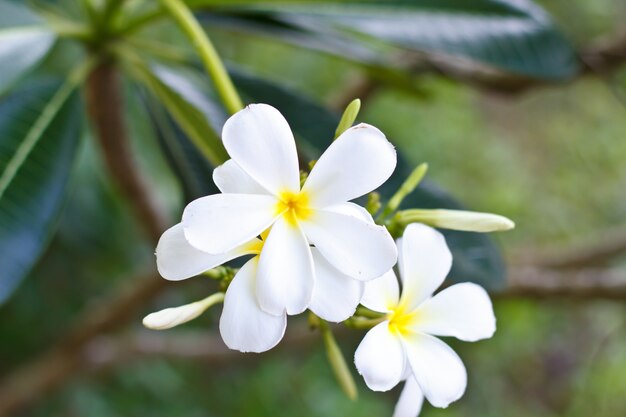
[145,104,510,417]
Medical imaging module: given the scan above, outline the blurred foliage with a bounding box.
[0,0,626,416]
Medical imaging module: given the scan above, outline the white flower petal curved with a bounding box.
[156,223,258,281]
[256,217,315,316]
[413,283,496,342]
[308,249,363,322]
[213,159,268,195]
[360,269,400,314]
[300,210,397,281]
[182,193,278,254]
[222,103,300,194]
[399,223,452,309]
[303,123,396,207]
[219,258,287,353]
[393,376,424,417]
[354,321,406,392]
[323,201,375,224]
[403,333,467,408]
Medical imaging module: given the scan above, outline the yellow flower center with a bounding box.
[387,304,418,336]
[275,190,313,226]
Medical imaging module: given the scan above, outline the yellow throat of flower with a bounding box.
[387,304,418,336]
[275,190,313,226]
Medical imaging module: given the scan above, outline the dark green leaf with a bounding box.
[0,0,56,94]
[201,0,579,80]
[0,80,82,304]
[141,91,219,202]
[125,60,229,166]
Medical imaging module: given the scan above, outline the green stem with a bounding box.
[377,162,428,221]
[343,316,386,330]
[101,0,127,25]
[159,0,243,115]
[319,320,358,401]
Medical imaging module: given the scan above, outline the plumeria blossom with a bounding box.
[149,220,365,352]
[181,103,398,316]
[354,223,496,417]
[149,103,398,352]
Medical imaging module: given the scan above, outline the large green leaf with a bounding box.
[200,0,579,80]
[141,91,219,202]
[0,1,56,94]
[140,60,506,289]
[0,80,82,304]
[125,60,228,166]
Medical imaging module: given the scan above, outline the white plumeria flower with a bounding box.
[181,103,398,316]
[354,223,496,417]
[151,221,364,352]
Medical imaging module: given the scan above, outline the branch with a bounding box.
[0,271,170,416]
[500,266,626,300]
[84,325,324,371]
[85,60,168,242]
[514,225,626,270]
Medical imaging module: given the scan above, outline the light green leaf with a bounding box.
[0,1,55,94]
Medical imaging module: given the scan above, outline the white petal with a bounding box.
[323,202,375,224]
[182,193,278,254]
[300,210,397,281]
[303,123,396,207]
[143,293,223,330]
[361,269,400,313]
[354,321,405,392]
[219,258,287,353]
[403,333,467,408]
[393,376,424,417]
[222,103,300,194]
[398,224,452,310]
[413,283,496,342]
[156,223,258,281]
[212,159,268,194]
[256,216,314,315]
[308,249,363,322]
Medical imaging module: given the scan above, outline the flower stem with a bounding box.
[377,162,428,221]
[159,0,243,115]
[319,320,358,401]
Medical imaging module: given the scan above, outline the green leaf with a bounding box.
[0,0,56,94]
[0,80,82,304]
[200,0,579,80]
[141,91,219,202]
[125,60,229,166]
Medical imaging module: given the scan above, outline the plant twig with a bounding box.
[499,266,626,300]
[85,60,168,242]
[514,225,626,270]
[0,271,169,416]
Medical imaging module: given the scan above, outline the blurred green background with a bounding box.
[2,0,626,416]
